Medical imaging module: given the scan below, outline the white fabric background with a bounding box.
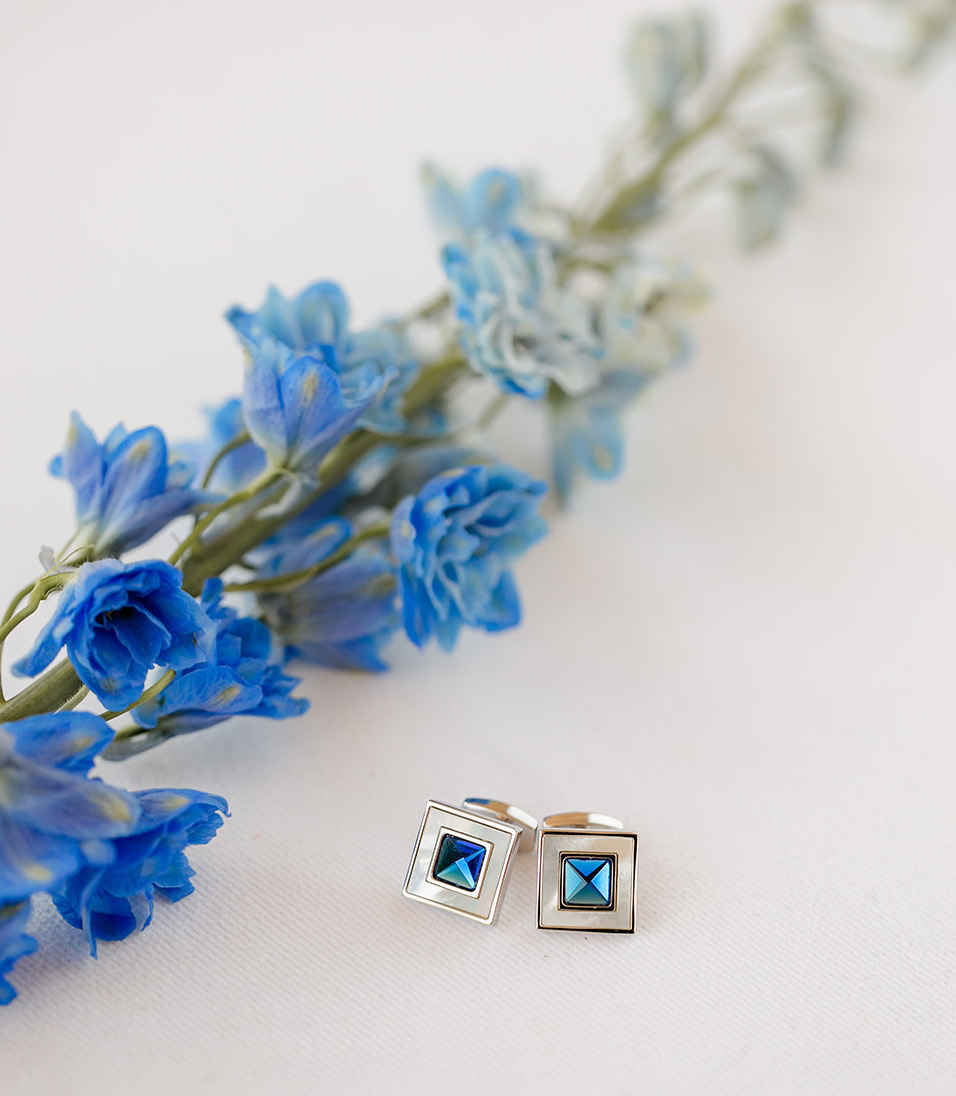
[1,1,954,1092]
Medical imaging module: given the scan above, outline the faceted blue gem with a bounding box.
[562,856,614,908]
[432,833,487,891]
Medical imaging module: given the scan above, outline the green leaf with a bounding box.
[733,145,799,251]
[808,57,856,168]
[625,12,710,132]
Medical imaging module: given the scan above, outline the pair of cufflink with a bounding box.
[402,798,639,933]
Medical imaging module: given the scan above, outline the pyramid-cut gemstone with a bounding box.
[432,833,487,892]
[562,856,614,908]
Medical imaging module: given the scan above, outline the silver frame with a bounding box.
[403,801,522,924]
[537,828,639,933]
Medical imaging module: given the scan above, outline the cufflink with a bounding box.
[536,812,638,933]
[403,798,537,925]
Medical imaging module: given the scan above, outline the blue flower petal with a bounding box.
[0,900,38,1006]
[5,713,113,775]
[391,464,545,651]
[49,415,214,555]
[13,559,213,709]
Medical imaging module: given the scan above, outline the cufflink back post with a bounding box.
[536,812,639,933]
[403,798,537,925]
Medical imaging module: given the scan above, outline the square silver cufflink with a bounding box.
[403,799,536,925]
[536,812,639,933]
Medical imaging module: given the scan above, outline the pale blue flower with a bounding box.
[550,258,706,498]
[14,559,214,709]
[550,371,651,500]
[51,413,215,556]
[51,788,228,956]
[227,281,419,439]
[422,163,525,241]
[443,230,602,398]
[391,464,547,651]
[599,259,706,375]
[257,520,398,672]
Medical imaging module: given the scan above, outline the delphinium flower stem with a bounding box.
[179,353,469,596]
[403,288,451,325]
[1,581,39,629]
[222,519,392,595]
[0,572,73,704]
[169,467,286,566]
[100,669,176,721]
[200,430,252,489]
[586,1,810,233]
[0,658,85,722]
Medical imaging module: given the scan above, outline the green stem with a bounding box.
[1,581,36,630]
[474,392,509,433]
[403,289,451,325]
[0,572,72,703]
[169,467,284,565]
[109,721,146,744]
[586,5,800,233]
[178,434,379,596]
[100,668,176,721]
[201,431,252,489]
[0,659,84,723]
[180,354,468,595]
[60,686,90,712]
[224,520,392,595]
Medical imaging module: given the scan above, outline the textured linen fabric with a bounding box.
[1,1,954,1093]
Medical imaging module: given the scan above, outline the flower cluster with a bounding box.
[0,713,225,1000]
[52,788,228,955]
[227,281,419,474]
[0,1,920,1005]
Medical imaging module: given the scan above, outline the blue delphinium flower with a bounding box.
[0,713,140,1000]
[422,163,525,241]
[14,559,213,709]
[178,398,266,493]
[598,259,706,374]
[0,901,37,1006]
[114,579,308,753]
[4,710,115,775]
[227,280,419,440]
[391,464,547,651]
[550,258,707,499]
[0,713,135,905]
[236,338,388,476]
[51,413,215,557]
[443,230,602,399]
[549,371,651,500]
[257,520,399,672]
[51,788,229,956]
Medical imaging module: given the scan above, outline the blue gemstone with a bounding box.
[562,856,614,908]
[432,833,487,892]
